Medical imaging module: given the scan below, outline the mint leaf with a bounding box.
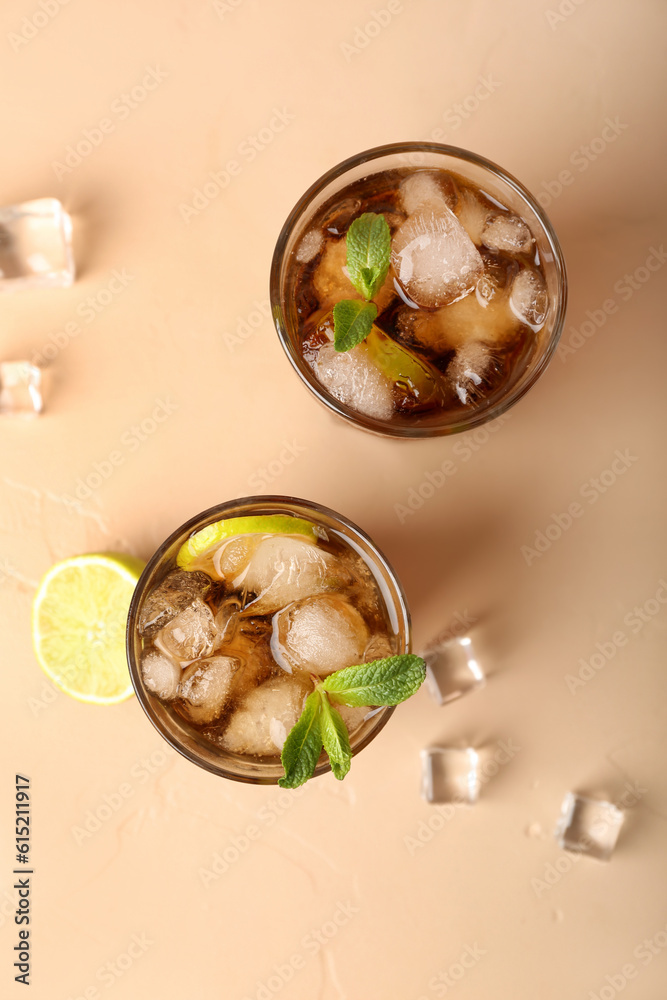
[320,694,352,781]
[278,655,425,788]
[360,266,375,292]
[333,299,377,352]
[322,655,426,707]
[278,690,323,789]
[346,213,391,300]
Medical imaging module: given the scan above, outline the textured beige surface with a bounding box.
[1,1,666,998]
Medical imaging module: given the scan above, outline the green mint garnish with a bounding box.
[332,212,391,353]
[346,212,391,300]
[333,300,378,352]
[278,690,323,789]
[322,654,427,706]
[320,695,352,780]
[278,654,426,789]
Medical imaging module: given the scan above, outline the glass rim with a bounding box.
[270,140,568,439]
[126,495,411,784]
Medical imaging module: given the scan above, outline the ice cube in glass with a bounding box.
[272,594,369,676]
[391,203,483,308]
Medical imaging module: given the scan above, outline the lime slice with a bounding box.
[363,327,446,410]
[32,553,146,704]
[177,515,317,571]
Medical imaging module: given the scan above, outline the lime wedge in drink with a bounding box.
[176,515,317,572]
[363,327,447,410]
[32,553,145,704]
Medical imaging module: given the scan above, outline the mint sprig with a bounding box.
[333,300,378,352]
[278,654,426,789]
[346,212,391,300]
[278,690,322,789]
[333,212,391,354]
[320,695,352,780]
[322,654,427,706]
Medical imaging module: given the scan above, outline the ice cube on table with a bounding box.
[482,212,533,254]
[138,569,212,637]
[242,535,345,615]
[312,236,395,313]
[391,204,484,308]
[555,792,624,861]
[0,198,74,291]
[296,229,324,263]
[141,648,181,701]
[509,268,548,329]
[0,361,44,416]
[221,675,311,756]
[399,171,457,214]
[272,594,369,676]
[312,341,395,421]
[177,655,240,724]
[422,635,485,704]
[447,342,499,405]
[157,597,217,661]
[421,747,480,804]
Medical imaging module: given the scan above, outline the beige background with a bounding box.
[1,1,666,998]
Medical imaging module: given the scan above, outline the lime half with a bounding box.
[32,553,145,704]
[176,515,317,571]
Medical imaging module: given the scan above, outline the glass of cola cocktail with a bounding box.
[271,142,567,437]
[127,497,410,784]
